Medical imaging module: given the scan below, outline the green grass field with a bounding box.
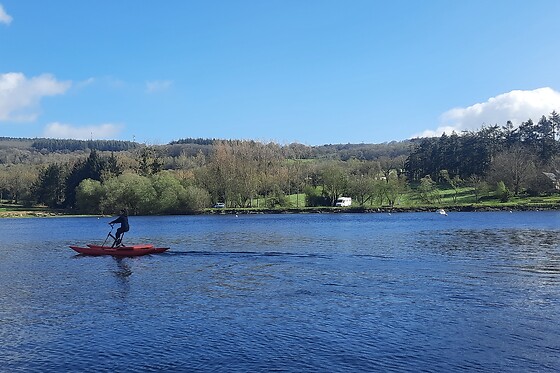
[268,186,560,210]
[4,185,560,216]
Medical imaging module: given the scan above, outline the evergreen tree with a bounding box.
[65,150,107,208]
[36,164,67,207]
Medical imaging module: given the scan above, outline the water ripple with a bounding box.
[1,213,560,372]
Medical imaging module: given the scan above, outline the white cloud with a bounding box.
[414,87,560,138]
[146,80,172,93]
[75,77,95,89]
[0,4,12,25]
[0,72,71,122]
[43,122,123,140]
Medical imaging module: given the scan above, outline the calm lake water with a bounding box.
[1,212,559,372]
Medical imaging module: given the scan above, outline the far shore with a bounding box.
[2,203,560,218]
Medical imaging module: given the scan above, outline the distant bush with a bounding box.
[496,181,512,202]
[75,171,211,215]
[304,186,330,207]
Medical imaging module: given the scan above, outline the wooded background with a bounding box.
[2,111,560,214]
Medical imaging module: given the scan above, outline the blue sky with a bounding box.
[1,1,560,145]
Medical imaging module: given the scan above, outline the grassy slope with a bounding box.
[3,187,560,216]
[210,186,560,212]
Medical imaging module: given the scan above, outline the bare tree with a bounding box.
[466,175,488,202]
[3,164,38,204]
[348,173,376,206]
[486,145,537,195]
[319,161,348,205]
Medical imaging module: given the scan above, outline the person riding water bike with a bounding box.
[109,209,129,247]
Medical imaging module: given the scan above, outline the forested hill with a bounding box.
[0,136,413,163]
[3,112,560,213]
[0,137,138,152]
[309,141,414,160]
[168,137,414,160]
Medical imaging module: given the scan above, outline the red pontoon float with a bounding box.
[70,244,169,256]
[70,224,169,256]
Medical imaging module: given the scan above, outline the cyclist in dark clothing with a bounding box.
[110,209,129,247]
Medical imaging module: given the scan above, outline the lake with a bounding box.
[1,212,559,372]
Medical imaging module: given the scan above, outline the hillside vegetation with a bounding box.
[1,112,560,215]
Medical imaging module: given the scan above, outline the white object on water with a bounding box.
[437,209,448,216]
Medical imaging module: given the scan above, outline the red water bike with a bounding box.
[70,224,169,257]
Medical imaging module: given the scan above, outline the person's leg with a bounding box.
[116,230,123,246]
[117,228,126,246]
[112,228,123,247]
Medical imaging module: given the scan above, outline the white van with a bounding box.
[335,197,352,207]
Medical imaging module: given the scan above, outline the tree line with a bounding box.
[405,111,560,199]
[31,138,139,152]
[1,112,560,214]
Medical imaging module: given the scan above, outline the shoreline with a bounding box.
[2,203,560,218]
[204,204,560,215]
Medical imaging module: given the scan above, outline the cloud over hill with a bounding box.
[416,87,560,138]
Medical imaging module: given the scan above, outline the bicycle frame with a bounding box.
[102,225,116,247]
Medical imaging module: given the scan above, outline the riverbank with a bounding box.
[205,203,560,215]
[0,210,71,218]
[2,202,560,218]
[0,203,71,218]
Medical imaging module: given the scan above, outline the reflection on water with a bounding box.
[0,212,559,372]
[113,258,132,300]
[114,257,133,278]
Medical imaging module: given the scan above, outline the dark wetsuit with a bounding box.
[110,213,129,244]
